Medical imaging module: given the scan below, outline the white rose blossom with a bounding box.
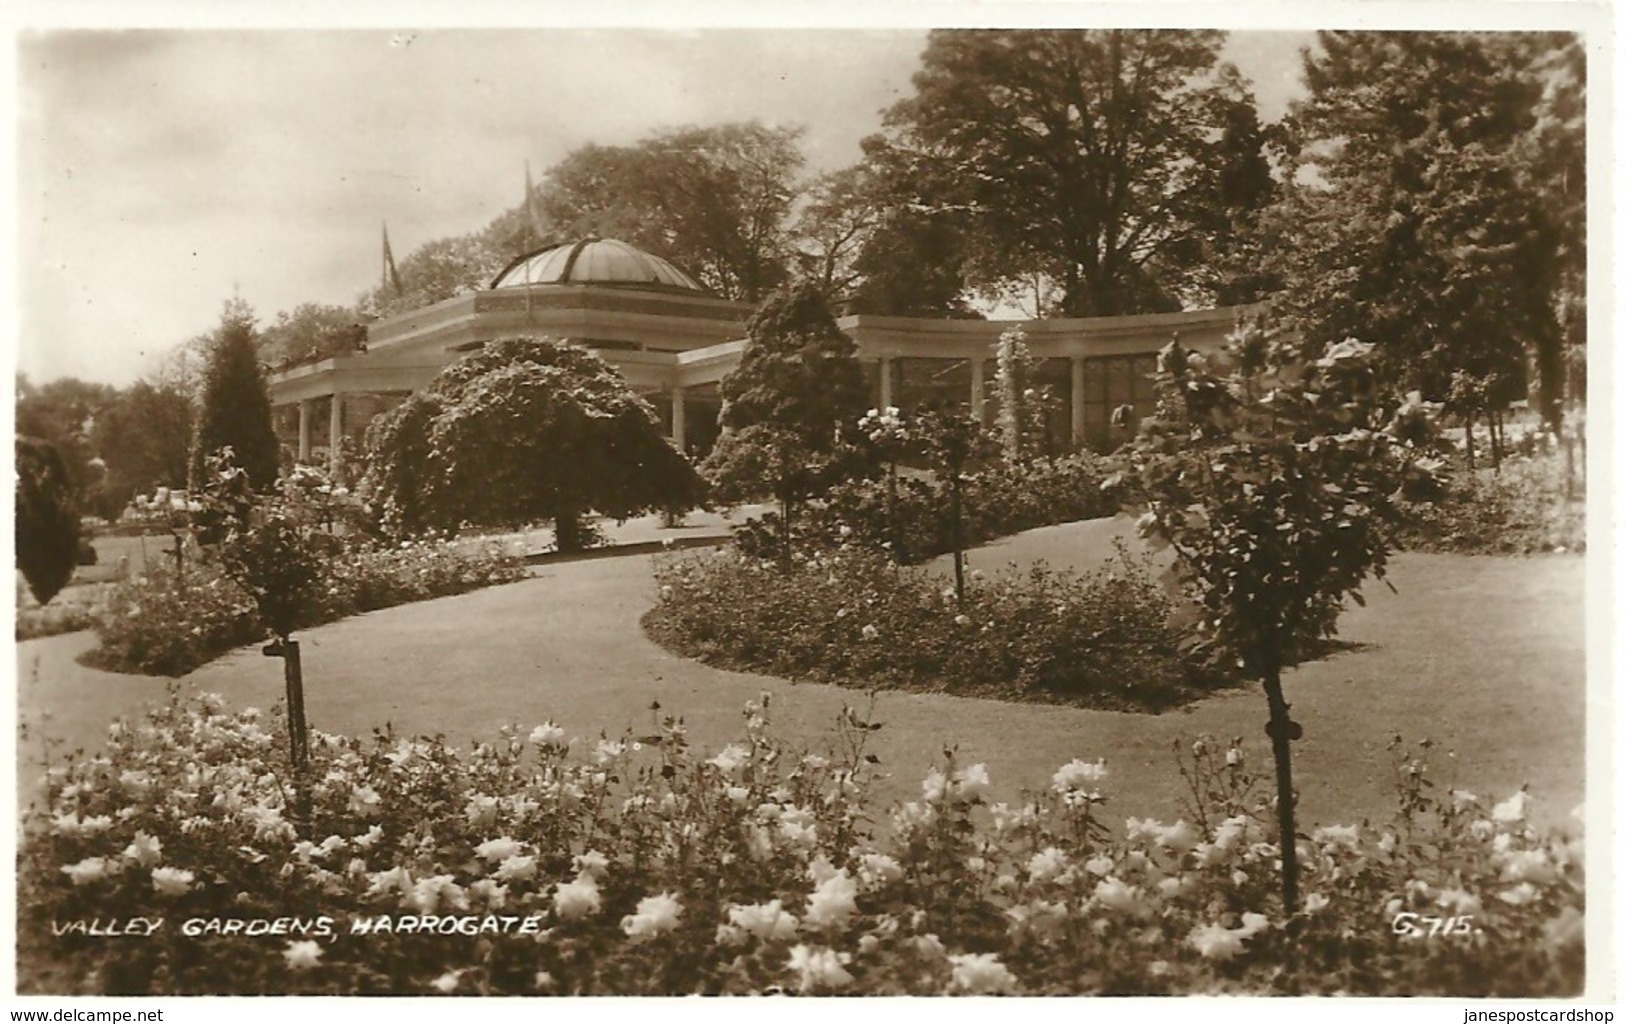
[804,870,859,932]
[123,832,163,867]
[474,837,523,864]
[61,857,111,886]
[948,952,1019,994]
[553,874,602,920]
[282,940,323,970]
[622,892,683,942]
[528,722,567,748]
[151,866,195,897]
[726,899,800,942]
[787,944,854,992]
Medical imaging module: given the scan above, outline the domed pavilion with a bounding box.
[267,236,1259,472]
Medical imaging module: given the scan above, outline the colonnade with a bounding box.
[869,355,1093,445]
[294,396,349,475]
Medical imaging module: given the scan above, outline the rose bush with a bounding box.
[17,691,1583,996]
[647,543,1205,711]
[735,452,1117,567]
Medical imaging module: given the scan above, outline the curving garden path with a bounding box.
[15,517,1588,832]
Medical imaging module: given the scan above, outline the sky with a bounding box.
[6,20,1334,389]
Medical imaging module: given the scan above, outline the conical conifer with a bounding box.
[192,298,280,490]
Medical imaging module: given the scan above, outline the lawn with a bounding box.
[15,516,1587,835]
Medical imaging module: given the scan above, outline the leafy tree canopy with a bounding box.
[875,29,1268,317]
[816,141,984,318]
[258,303,367,369]
[90,380,194,516]
[362,234,511,320]
[538,122,806,302]
[15,375,118,510]
[1264,31,1572,415]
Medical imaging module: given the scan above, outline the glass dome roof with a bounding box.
[489,238,705,293]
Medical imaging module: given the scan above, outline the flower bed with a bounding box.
[15,582,103,641]
[1399,449,1584,555]
[17,691,1582,996]
[646,543,1200,711]
[80,539,528,677]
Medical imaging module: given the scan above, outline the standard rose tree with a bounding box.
[1119,320,1427,916]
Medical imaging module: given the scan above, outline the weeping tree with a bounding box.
[191,449,333,819]
[363,337,704,552]
[15,436,81,605]
[1119,322,1424,917]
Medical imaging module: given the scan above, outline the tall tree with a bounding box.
[15,375,117,510]
[359,234,508,318]
[192,299,281,490]
[151,333,210,406]
[537,143,668,250]
[790,165,880,300]
[1203,68,1284,306]
[90,379,195,515]
[1517,32,1586,427]
[877,29,1255,316]
[538,122,806,301]
[827,139,982,318]
[1265,31,1562,413]
[258,303,367,369]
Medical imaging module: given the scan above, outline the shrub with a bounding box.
[16,690,1583,996]
[968,453,1118,541]
[646,542,1194,711]
[81,538,527,677]
[16,436,82,605]
[80,562,263,677]
[320,540,530,615]
[1398,448,1584,555]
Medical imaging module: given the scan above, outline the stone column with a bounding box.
[328,394,344,476]
[969,358,985,425]
[1070,357,1086,447]
[298,400,313,462]
[670,386,687,452]
[879,357,894,411]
